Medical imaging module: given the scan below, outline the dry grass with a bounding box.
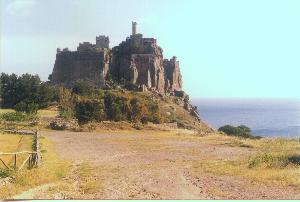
[0,135,71,199]
[0,133,33,152]
[0,109,58,116]
[36,162,106,199]
[191,134,300,186]
[37,110,58,118]
[0,133,33,171]
[0,109,14,114]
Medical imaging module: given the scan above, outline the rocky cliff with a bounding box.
[111,34,167,93]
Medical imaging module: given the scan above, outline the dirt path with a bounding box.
[19,130,300,199]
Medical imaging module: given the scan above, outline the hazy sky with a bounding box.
[1,0,300,99]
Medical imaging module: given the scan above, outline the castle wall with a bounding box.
[50,51,108,88]
[50,29,182,93]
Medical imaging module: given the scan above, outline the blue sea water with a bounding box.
[192,99,300,138]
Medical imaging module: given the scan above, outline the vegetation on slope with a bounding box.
[218,125,261,139]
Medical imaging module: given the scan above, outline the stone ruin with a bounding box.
[49,22,183,94]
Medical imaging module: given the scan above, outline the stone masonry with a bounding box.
[50,22,183,93]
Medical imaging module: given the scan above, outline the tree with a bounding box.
[0,73,56,109]
[38,82,56,108]
[58,87,74,119]
[218,124,254,138]
[16,73,41,105]
[0,73,19,108]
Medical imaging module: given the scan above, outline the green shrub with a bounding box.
[59,108,74,120]
[0,169,10,178]
[58,87,75,119]
[72,80,94,97]
[55,88,164,125]
[248,152,300,168]
[104,91,130,121]
[14,101,38,114]
[75,99,106,124]
[0,111,35,122]
[97,89,105,98]
[147,101,163,124]
[130,98,148,123]
[218,124,258,139]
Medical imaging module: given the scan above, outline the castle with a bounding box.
[49,22,182,94]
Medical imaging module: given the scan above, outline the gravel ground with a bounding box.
[15,130,300,199]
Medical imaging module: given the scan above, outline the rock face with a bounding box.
[163,56,182,91]
[110,34,167,92]
[49,23,183,93]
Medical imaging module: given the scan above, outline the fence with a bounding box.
[0,122,42,171]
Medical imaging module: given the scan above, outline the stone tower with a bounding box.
[96,35,109,49]
[132,21,137,35]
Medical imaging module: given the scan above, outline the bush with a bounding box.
[14,101,38,114]
[104,91,130,121]
[0,169,10,178]
[72,80,94,97]
[147,101,163,124]
[55,89,164,125]
[248,152,300,168]
[0,111,35,122]
[58,87,75,119]
[218,124,257,139]
[130,98,148,123]
[74,99,106,124]
[59,108,74,120]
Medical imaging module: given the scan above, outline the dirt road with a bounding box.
[19,130,300,199]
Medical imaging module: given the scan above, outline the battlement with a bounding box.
[96,35,109,49]
[77,42,96,52]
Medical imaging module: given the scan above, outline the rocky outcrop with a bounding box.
[49,23,183,94]
[163,56,182,91]
[111,34,182,93]
[110,34,166,92]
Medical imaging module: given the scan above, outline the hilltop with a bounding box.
[45,22,207,131]
[49,22,182,94]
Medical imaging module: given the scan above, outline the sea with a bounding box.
[192,99,300,138]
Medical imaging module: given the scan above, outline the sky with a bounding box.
[1,0,300,99]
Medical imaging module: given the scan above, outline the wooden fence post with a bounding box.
[14,153,17,170]
[33,129,42,167]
